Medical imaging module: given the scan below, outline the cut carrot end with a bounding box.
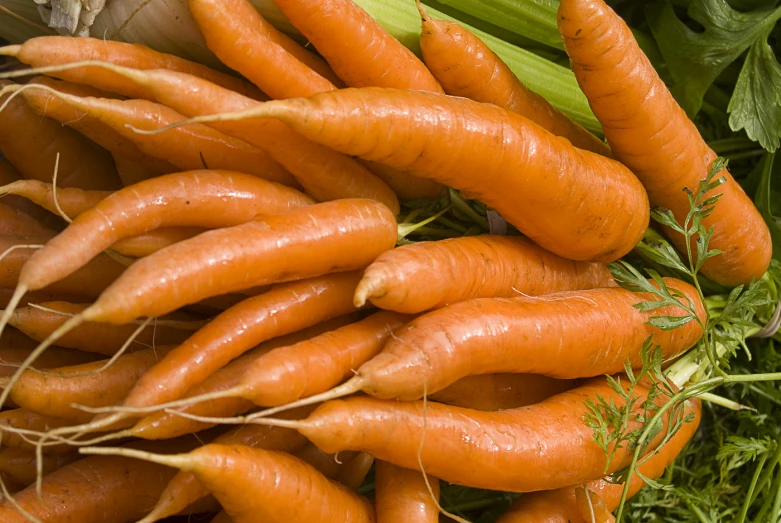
[0,45,20,57]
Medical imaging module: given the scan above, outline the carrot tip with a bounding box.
[353,277,382,308]
[0,45,20,57]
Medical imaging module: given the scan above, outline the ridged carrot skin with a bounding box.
[1,36,264,100]
[496,398,702,523]
[354,278,704,400]
[0,80,121,191]
[0,204,54,237]
[355,235,614,313]
[19,170,313,293]
[375,461,440,523]
[430,374,576,411]
[418,6,610,157]
[271,0,442,92]
[8,302,195,355]
[104,66,399,212]
[189,0,340,98]
[0,448,78,490]
[220,88,649,262]
[291,377,668,492]
[558,0,771,286]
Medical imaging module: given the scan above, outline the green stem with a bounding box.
[751,443,781,507]
[736,453,768,523]
[448,189,489,230]
[709,137,756,154]
[754,463,781,523]
[725,150,765,162]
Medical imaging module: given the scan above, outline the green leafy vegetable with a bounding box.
[755,152,781,261]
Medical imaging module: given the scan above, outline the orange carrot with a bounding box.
[292,444,360,480]
[4,84,295,186]
[110,228,207,257]
[187,88,649,262]
[355,235,614,313]
[375,461,440,523]
[0,36,264,100]
[558,0,771,286]
[417,2,610,157]
[496,398,702,523]
[0,327,39,350]
[0,203,55,237]
[87,64,400,211]
[336,453,375,491]
[0,448,78,490]
[430,374,577,411]
[111,153,169,187]
[0,80,121,190]
[0,346,100,378]
[82,444,376,523]
[188,0,340,98]
[0,409,77,455]
[0,157,64,229]
[271,0,442,91]
[0,179,110,218]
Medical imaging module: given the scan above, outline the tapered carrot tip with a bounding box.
[353,276,383,308]
[415,0,431,20]
[79,446,192,470]
[0,46,20,57]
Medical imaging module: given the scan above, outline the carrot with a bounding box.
[110,228,207,257]
[0,289,91,310]
[0,327,39,350]
[8,302,200,355]
[0,80,121,191]
[111,153,169,187]
[336,452,375,491]
[375,460,440,523]
[210,376,671,492]
[496,398,702,523]
[0,346,174,422]
[85,63,400,211]
[293,444,360,480]
[0,409,77,455]
[278,277,704,404]
[0,36,264,100]
[188,0,340,98]
[81,444,376,523]
[23,76,179,178]
[0,203,55,237]
[186,88,649,263]
[355,235,614,313]
[0,179,110,218]
[430,374,577,411]
[575,488,616,523]
[12,170,313,299]
[271,0,442,91]
[558,0,771,286]
[0,157,64,229]
[0,448,78,491]
[0,346,100,378]
[416,2,610,157]
[2,83,296,187]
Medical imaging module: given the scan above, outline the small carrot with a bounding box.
[271,0,442,91]
[375,460,440,523]
[355,235,614,313]
[0,203,55,237]
[181,87,649,262]
[81,444,376,523]
[8,302,200,355]
[496,398,702,523]
[188,0,340,98]
[0,80,121,191]
[2,83,295,186]
[558,0,771,286]
[0,448,78,491]
[0,36,264,100]
[0,346,100,378]
[430,374,577,411]
[417,1,610,157]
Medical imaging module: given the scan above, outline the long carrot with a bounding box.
[271,0,442,91]
[375,461,440,523]
[558,0,771,286]
[0,80,121,191]
[0,36,264,100]
[1,83,295,187]
[81,444,376,523]
[430,374,577,411]
[0,448,78,491]
[495,398,702,522]
[0,204,55,237]
[84,63,400,211]
[355,235,614,313]
[183,87,649,263]
[417,1,611,158]
[269,277,704,405]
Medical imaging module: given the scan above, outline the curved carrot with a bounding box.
[0,448,78,491]
[23,76,179,178]
[355,235,614,313]
[0,80,121,191]
[0,158,64,229]
[430,374,577,411]
[0,203,55,237]
[272,0,442,91]
[90,64,400,211]
[192,88,649,262]
[376,460,440,523]
[304,278,705,402]
[110,228,206,257]
[8,302,197,355]
[417,2,610,157]
[496,398,702,523]
[0,36,264,100]
[0,346,100,378]
[16,170,313,295]
[5,84,295,187]
[188,0,340,98]
[82,444,376,523]
[0,179,110,218]
[558,0,771,286]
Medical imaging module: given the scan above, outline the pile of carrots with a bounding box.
[0,0,772,521]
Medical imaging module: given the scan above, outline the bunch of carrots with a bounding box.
[0,0,774,521]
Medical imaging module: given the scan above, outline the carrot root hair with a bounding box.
[74,386,243,416]
[79,446,191,469]
[161,409,305,430]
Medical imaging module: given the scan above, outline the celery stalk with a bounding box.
[352,0,601,132]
